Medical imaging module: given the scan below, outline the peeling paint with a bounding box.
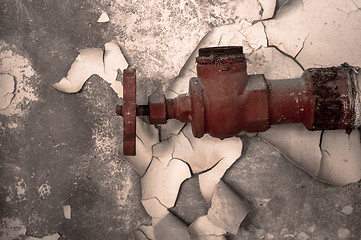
[53,42,128,97]
[319,130,361,185]
[14,178,27,201]
[138,225,155,240]
[259,124,361,186]
[247,46,304,79]
[207,181,249,235]
[0,41,37,116]
[121,118,159,176]
[153,213,190,240]
[166,19,268,97]
[141,197,169,218]
[258,0,276,19]
[132,230,148,240]
[0,218,26,239]
[26,233,61,240]
[153,124,242,174]
[188,215,226,238]
[37,182,52,199]
[141,158,191,208]
[259,124,322,177]
[264,0,361,68]
[63,205,71,219]
[43,0,361,238]
[341,205,353,215]
[108,0,275,85]
[338,228,351,239]
[97,12,110,23]
[0,73,15,109]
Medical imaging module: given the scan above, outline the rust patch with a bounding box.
[309,66,350,130]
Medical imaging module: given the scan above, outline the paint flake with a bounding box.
[37,182,51,199]
[207,181,249,235]
[0,218,26,239]
[53,42,128,98]
[141,197,169,218]
[188,215,226,238]
[153,213,190,240]
[141,158,191,208]
[258,124,322,177]
[264,0,361,68]
[63,205,71,219]
[26,233,61,240]
[97,12,110,22]
[0,73,15,109]
[0,41,37,116]
[319,130,361,186]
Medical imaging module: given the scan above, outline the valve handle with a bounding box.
[121,68,137,156]
[116,68,152,156]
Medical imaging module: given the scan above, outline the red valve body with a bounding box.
[117,46,360,155]
[166,47,357,139]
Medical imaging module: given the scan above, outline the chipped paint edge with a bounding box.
[353,70,361,128]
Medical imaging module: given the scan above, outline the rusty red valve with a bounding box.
[116,46,361,156]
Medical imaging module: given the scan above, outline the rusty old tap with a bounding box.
[116,46,361,155]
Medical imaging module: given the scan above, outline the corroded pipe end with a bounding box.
[352,69,361,128]
[198,46,243,57]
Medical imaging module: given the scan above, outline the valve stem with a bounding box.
[116,105,149,116]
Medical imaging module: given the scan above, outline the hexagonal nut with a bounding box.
[149,93,167,124]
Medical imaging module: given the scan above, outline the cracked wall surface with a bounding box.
[1,0,361,239]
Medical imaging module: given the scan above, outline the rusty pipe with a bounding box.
[116,46,361,155]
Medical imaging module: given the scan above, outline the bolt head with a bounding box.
[148,93,167,124]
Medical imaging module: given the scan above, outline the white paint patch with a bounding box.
[14,178,27,201]
[264,0,361,68]
[0,218,26,239]
[38,182,52,199]
[63,205,71,219]
[97,12,110,22]
[319,130,361,186]
[207,180,249,235]
[0,73,15,109]
[141,158,191,208]
[188,215,226,237]
[7,122,18,129]
[141,198,169,218]
[116,180,132,206]
[338,228,351,239]
[341,205,353,215]
[26,233,61,240]
[0,41,38,116]
[53,42,128,98]
[138,225,156,240]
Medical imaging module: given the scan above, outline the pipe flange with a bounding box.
[190,77,205,138]
[122,68,137,156]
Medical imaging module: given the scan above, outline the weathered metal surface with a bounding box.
[117,46,359,155]
[149,93,167,124]
[308,65,351,131]
[122,68,137,156]
[189,77,205,138]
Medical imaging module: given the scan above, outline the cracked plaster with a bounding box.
[53,0,360,235]
[0,42,38,116]
[52,42,128,97]
[4,0,361,238]
[264,0,361,68]
[0,73,15,110]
